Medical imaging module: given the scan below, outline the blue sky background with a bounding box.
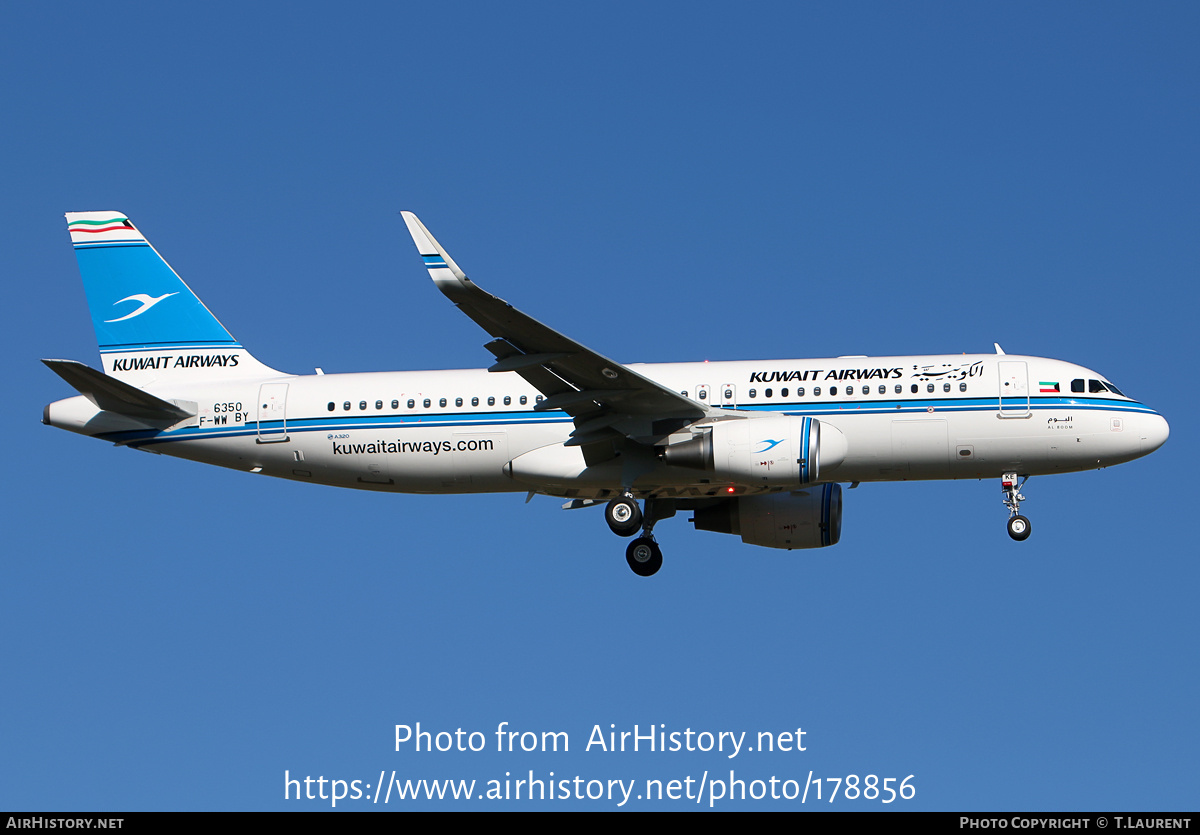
[2,2,1196,811]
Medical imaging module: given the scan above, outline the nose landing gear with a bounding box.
[1001,473,1031,541]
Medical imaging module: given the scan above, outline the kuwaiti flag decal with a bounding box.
[1039,381,1060,393]
[68,217,134,234]
[66,211,148,246]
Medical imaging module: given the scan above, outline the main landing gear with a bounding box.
[606,494,672,576]
[626,537,663,577]
[605,494,642,537]
[1001,472,1032,541]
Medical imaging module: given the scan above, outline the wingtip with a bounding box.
[400,211,434,253]
[401,211,469,282]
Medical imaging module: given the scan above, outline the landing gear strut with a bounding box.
[1001,472,1031,541]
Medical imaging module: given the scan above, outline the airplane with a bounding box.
[43,211,1170,576]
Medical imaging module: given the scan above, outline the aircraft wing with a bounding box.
[401,212,712,451]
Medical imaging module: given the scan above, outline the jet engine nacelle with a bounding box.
[691,483,843,550]
[662,416,846,486]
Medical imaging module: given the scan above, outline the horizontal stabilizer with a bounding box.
[42,359,194,424]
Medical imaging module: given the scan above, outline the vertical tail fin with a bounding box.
[66,212,281,382]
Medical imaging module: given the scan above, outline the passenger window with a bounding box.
[797,387,805,397]
[488,396,495,406]
[749,389,757,398]
[503,395,511,406]
[392,400,399,409]
[423,398,431,408]
[1071,379,1085,393]
[724,388,733,399]
[813,387,821,396]
[698,389,707,400]
[781,388,788,398]
[343,401,351,411]
[327,402,335,412]
[359,401,367,410]
[862,385,870,395]
[959,383,967,392]
[472,397,479,407]
[911,384,918,394]
[536,395,544,403]
[943,383,950,393]
[828,386,836,396]
[407,399,415,409]
[455,397,463,407]
[376,400,383,410]
[520,395,527,405]
[878,385,886,395]
[895,384,902,394]
[926,384,934,393]
[439,398,447,407]
[765,388,773,398]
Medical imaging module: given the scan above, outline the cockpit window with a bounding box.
[1103,381,1125,396]
[1071,379,1085,393]
[1089,379,1107,394]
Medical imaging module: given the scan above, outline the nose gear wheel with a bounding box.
[1001,473,1031,541]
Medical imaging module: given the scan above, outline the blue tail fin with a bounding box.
[66,212,281,382]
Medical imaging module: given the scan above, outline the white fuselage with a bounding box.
[45,352,1169,500]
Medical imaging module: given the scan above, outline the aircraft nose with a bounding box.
[1139,412,1169,455]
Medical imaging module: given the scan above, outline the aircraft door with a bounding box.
[721,383,737,408]
[998,361,1030,418]
[256,383,289,442]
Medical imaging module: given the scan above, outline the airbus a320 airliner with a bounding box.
[44,212,1169,575]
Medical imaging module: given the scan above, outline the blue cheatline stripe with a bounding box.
[93,397,1158,448]
[746,395,1156,416]
[98,410,576,446]
[73,240,147,249]
[100,341,243,353]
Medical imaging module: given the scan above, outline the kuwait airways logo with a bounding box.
[755,439,785,453]
[105,292,178,322]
